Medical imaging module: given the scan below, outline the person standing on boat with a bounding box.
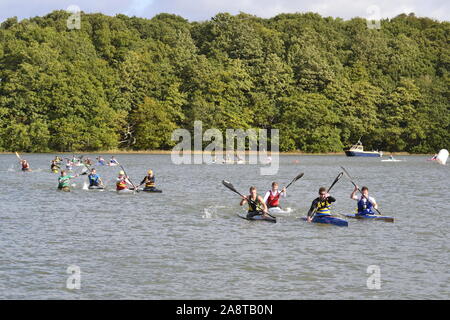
[263,182,286,209]
[240,186,269,219]
[350,186,378,215]
[88,168,104,189]
[306,187,336,222]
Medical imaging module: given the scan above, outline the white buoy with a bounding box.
[436,149,449,165]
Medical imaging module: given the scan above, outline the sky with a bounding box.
[0,0,448,23]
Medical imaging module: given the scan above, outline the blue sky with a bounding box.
[0,0,448,23]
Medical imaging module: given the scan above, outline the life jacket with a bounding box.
[357,197,374,215]
[316,199,332,216]
[145,175,155,188]
[248,195,263,212]
[89,174,100,186]
[116,177,128,190]
[266,190,281,208]
[22,162,29,170]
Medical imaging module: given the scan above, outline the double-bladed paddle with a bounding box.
[340,166,382,215]
[222,180,275,219]
[119,164,139,192]
[309,172,343,220]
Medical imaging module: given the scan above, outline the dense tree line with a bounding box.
[0,11,448,152]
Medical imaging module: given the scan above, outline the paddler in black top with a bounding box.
[50,160,60,173]
[306,187,336,222]
[138,169,160,192]
[240,186,269,218]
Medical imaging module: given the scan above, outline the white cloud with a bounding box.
[0,0,448,23]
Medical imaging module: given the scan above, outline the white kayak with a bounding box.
[116,189,135,194]
[268,207,293,215]
[381,159,404,162]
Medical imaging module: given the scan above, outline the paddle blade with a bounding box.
[327,172,343,192]
[222,180,236,192]
[285,172,304,189]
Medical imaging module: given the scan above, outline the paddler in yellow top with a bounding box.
[138,169,161,192]
[50,160,60,173]
[239,186,270,219]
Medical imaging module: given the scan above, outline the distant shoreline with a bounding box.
[1,151,432,156]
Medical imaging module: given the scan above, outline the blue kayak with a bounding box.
[344,214,394,223]
[237,214,276,223]
[302,215,348,227]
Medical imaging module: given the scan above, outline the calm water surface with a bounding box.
[0,154,448,299]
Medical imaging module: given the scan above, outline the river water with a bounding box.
[0,154,448,299]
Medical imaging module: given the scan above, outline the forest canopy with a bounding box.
[0,11,448,153]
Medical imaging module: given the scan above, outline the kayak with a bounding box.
[301,215,348,227]
[344,213,394,223]
[88,185,105,191]
[237,214,276,223]
[381,159,404,162]
[268,207,292,215]
[141,188,162,193]
[116,189,135,194]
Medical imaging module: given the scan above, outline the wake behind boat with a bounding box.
[381,155,404,162]
[268,207,293,216]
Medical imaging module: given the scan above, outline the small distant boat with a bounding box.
[344,140,382,157]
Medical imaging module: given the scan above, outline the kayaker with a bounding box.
[84,157,93,166]
[58,170,79,192]
[263,182,286,209]
[306,187,336,222]
[97,156,106,166]
[139,169,160,192]
[65,159,73,171]
[350,185,378,215]
[240,186,269,219]
[116,170,133,191]
[88,168,104,189]
[109,156,119,165]
[50,160,60,173]
[20,159,31,172]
